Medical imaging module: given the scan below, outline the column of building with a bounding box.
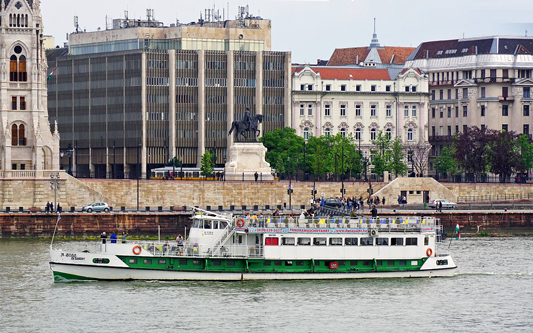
[197,50,205,167]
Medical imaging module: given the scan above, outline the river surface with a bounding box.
[0,237,532,333]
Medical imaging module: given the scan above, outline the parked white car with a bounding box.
[428,199,457,209]
[82,202,111,213]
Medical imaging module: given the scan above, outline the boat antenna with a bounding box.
[50,214,61,250]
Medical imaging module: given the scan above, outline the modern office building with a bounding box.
[405,36,533,173]
[0,0,59,173]
[292,64,429,171]
[47,7,291,178]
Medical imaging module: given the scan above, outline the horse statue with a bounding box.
[228,112,263,141]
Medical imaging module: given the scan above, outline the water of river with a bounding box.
[0,237,532,333]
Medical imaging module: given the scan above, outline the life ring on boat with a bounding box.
[426,248,433,257]
[236,218,245,227]
[132,245,142,255]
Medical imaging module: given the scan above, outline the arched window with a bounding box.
[18,55,26,81]
[303,127,309,140]
[18,125,25,146]
[10,124,26,146]
[325,128,331,137]
[370,129,377,141]
[385,129,392,139]
[407,129,413,141]
[9,47,27,82]
[11,124,18,146]
[340,128,346,137]
[10,55,17,81]
[355,128,361,140]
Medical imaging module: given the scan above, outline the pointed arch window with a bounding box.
[9,48,27,82]
[11,124,26,146]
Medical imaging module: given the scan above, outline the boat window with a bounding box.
[338,261,346,266]
[437,260,448,266]
[238,235,243,244]
[256,236,260,244]
[179,260,187,265]
[296,261,304,266]
[313,238,327,246]
[158,259,166,265]
[265,237,278,246]
[406,237,418,246]
[143,259,152,264]
[204,221,212,229]
[212,221,219,229]
[227,261,235,266]
[282,237,295,245]
[376,261,382,266]
[329,238,342,246]
[213,260,221,266]
[192,220,200,228]
[345,238,358,246]
[376,238,389,246]
[193,260,201,265]
[220,221,228,229]
[93,258,110,264]
[362,261,371,266]
[297,237,311,245]
[263,261,271,266]
[274,261,282,266]
[387,261,394,266]
[399,261,406,266]
[350,261,358,266]
[424,237,429,245]
[285,261,293,266]
[360,237,374,246]
[128,259,137,264]
[391,238,403,246]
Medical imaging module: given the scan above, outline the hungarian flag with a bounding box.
[47,68,57,80]
[455,223,460,240]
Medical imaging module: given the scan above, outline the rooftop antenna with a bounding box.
[125,10,129,20]
[74,15,79,33]
[526,29,528,37]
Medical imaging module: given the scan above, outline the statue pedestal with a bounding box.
[224,142,274,181]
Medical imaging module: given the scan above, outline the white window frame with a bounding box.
[370,105,377,117]
[325,104,331,117]
[386,105,392,117]
[340,104,346,117]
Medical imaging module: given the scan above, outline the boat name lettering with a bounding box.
[61,253,85,261]
[421,227,435,233]
[202,231,214,235]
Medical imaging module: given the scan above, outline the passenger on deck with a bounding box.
[176,234,184,253]
[273,208,280,217]
[100,231,107,244]
[299,210,306,220]
[110,233,117,243]
[122,231,128,243]
[163,241,169,254]
[371,205,378,218]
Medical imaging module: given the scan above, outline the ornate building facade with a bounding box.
[291,64,429,171]
[0,0,59,173]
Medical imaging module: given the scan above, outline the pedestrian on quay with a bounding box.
[382,197,386,206]
[100,231,107,244]
[56,203,62,213]
[254,171,259,182]
[371,205,378,218]
[50,202,54,213]
[45,201,50,213]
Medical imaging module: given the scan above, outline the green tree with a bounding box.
[486,129,521,182]
[306,136,329,179]
[517,134,533,173]
[389,136,408,177]
[371,131,392,178]
[260,127,304,174]
[200,150,214,178]
[273,155,285,177]
[165,156,182,167]
[435,146,458,178]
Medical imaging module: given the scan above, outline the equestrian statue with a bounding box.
[228,107,263,141]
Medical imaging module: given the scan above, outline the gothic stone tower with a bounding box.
[0,0,59,172]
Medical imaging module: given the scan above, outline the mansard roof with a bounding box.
[328,46,416,66]
[292,66,392,80]
[407,36,533,60]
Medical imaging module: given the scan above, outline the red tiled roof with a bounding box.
[327,46,416,66]
[293,67,392,80]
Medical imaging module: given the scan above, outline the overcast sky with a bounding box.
[42,0,533,63]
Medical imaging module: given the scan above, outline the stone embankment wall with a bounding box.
[0,211,531,238]
[0,213,191,238]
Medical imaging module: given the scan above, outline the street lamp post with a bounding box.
[335,153,338,182]
[181,156,184,181]
[50,173,60,213]
[303,140,306,181]
[137,143,141,212]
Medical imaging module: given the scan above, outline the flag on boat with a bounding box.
[57,214,61,222]
[47,68,57,80]
[455,223,460,240]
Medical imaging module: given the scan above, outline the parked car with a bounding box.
[82,202,111,213]
[323,198,342,208]
[428,199,457,209]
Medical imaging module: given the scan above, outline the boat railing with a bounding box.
[184,244,263,258]
[235,216,437,231]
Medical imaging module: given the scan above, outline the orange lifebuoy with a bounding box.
[132,245,142,255]
[236,218,245,227]
[426,248,433,257]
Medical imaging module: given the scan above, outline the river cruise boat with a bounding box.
[49,209,457,281]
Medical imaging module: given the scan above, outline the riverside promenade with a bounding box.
[1,205,532,238]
